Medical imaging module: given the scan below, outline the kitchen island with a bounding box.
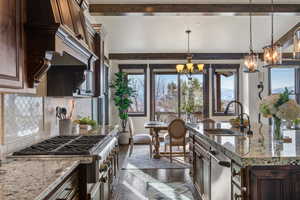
[187,122,300,200]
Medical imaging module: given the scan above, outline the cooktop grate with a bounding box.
[13,135,107,156]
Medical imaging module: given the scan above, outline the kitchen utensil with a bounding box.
[61,107,67,119]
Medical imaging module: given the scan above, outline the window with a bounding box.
[270,68,295,96]
[212,65,239,116]
[180,74,204,120]
[154,73,179,118]
[119,65,147,116]
[151,65,207,122]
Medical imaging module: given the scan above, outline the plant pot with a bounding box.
[79,124,92,134]
[118,130,130,145]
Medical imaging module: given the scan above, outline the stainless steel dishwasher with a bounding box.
[210,147,231,200]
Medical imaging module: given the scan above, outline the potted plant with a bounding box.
[110,72,135,144]
[74,117,97,134]
[259,88,300,141]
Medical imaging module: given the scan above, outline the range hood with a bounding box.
[25,0,98,89]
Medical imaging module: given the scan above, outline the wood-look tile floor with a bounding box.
[112,145,198,200]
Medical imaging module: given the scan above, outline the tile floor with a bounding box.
[112,145,198,200]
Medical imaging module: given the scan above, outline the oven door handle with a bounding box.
[209,150,231,168]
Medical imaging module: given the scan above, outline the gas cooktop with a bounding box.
[13,135,108,156]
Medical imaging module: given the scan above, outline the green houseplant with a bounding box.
[110,72,135,132]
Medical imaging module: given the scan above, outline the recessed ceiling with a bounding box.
[91,15,300,54]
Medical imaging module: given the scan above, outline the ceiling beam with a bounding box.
[89,4,300,16]
[109,53,246,60]
[274,22,300,48]
[109,53,294,60]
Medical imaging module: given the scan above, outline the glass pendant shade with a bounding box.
[197,64,204,72]
[263,45,282,65]
[176,64,184,73]
[244,52,259,72]
[294,29,300,59]
[186,63,194,72]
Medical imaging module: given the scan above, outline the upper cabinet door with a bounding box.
[56,0,76,33]
[0,0,23,89]
[69,0,87,43]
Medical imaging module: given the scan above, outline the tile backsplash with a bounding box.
[0,94,93,159]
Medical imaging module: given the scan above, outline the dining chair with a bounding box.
[128,117,153,158]
[164,118,187,162]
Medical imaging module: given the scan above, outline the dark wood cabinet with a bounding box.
[57,0,76,34]
[249,167,291,200]
[69,0,87,42]
[0,0,23,89]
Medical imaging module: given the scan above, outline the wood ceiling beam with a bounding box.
[89,4,300,16]
[109,53,294,60]
[274,22,300,48]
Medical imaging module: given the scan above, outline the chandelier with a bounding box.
[294,27,300,59]
[176,30,204,79]
[263,0,282,67]
[244,0,259,73]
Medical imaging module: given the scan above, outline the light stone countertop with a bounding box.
[187,122,300,167]
[0,159,80,200]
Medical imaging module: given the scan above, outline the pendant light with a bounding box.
[263,0,282,67]
[244,0,259,73]
[176,30,204,80]
[293,27,300,59]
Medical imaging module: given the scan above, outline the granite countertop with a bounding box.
[187,122,300,167]
[0,159,80,200]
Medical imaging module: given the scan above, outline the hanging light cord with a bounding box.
[249,0,253,53]
[271,0,274,47]
[187,30,191,54]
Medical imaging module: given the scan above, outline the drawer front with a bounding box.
[49,170,80,200]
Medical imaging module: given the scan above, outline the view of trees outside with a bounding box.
[155,74,178,116]
[180,74,203,120]
[154,73,204,121]
[128,74,145,113]
[271,68,295,98]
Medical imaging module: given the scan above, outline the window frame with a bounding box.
[211,64,240,116]
[119,64,147,117]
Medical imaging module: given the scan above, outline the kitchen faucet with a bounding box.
[239,113,253,135]
[224,100,245,132]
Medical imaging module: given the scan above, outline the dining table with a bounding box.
[144,121,169,159]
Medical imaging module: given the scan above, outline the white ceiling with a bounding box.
[88,0,300,4]
[91,15,300,54]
